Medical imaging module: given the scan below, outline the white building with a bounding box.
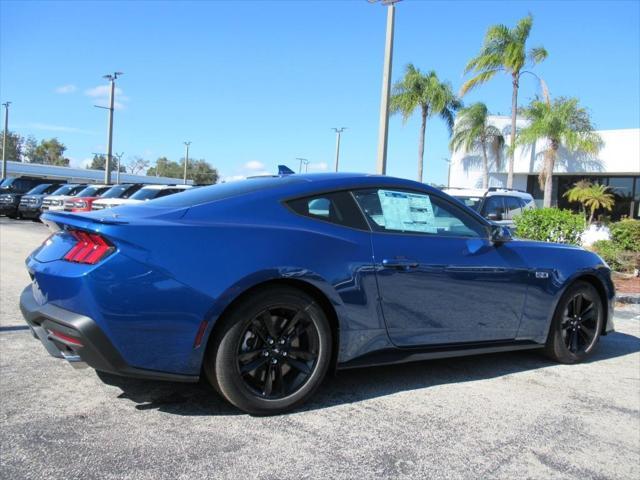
[448,116,640,220]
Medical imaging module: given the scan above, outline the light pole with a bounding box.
[296,157,309,173]
[1,101,11,180]
[183,141,191,185]
[331,127,346,172]
[369,0,400,175]
[114,152,124,184]
[96,72,123,184]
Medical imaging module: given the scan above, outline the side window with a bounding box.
[156,189,179,198]
[482,196,506,220]
[353,189,484,238]
[504,197,523,220]
[287,191,369,230]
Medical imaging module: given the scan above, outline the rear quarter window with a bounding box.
[287,191,369,230]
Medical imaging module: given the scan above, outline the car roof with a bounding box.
[444,187,533,200]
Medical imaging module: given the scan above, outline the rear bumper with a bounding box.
[19,285,199,383]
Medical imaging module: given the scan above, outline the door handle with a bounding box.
[382,259,419,270]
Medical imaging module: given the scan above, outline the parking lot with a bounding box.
[0,217,639,480]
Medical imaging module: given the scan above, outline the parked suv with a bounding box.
[63,184,112,212]
[442,187,535,227]
[0,177,65,218]
[41,184,87,213]
[18,184,70,220]
[88,183,145,211]
[92,184,192,210]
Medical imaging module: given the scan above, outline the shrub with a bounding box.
[514,208,585,245]
[609,219,640,252]
[591,239,640,274]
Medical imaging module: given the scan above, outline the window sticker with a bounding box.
[377,190,437,233]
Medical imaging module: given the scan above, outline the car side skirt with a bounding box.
[336,339,543,370]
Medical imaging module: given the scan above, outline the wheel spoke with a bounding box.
[250,320,269,344]
[240,356,268,374]
[274,363,285,396]
[580,325,596,340]
[581,302,594,317]
[570,329,579,353]
[281,310,305,338]
[263,364,274,397]
[574,295,583,316]
[288,349,317,361]
[259,311,279,340]
[284,357,311,375]
[238,349,263,362]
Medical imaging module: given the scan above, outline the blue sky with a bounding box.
[1,0,639,184]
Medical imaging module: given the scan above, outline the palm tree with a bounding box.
[581,184,615,225]
[390,64,461,182]
[564,179,615,223]
[460,14,548,189]
[449,103,505,189]
[517,97,603,207]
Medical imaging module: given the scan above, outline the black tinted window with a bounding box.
[287,191,369,230]
[482,196,506,219]
[504,197,523,220]
[26,184,53,195]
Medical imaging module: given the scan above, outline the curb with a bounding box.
[616,293,640,305]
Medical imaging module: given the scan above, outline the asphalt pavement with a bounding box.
[1,216,639,479]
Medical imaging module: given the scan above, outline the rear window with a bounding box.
[100,184,142,199]
[450,195,483,211]
[147,177,305,208]
[130,188,163,200]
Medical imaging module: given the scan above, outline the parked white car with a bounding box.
[40,184,88,212]
[442,187,536,227]
[91,184,192,210]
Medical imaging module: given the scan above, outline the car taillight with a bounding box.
[63,230,114,264]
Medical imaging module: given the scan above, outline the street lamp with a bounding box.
[331,127,347,172]
[369,0,401,175]
[114,152,124,184]
[1,101,10,180]
[296,157,309,173]
[95,72,123,184]
[183,141,191,185]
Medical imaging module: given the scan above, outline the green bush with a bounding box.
[513,208,585,245]
[609,219,640,252]
[591,239,640,274]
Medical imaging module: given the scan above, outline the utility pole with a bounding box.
[97,72,123,184]
[183,141,191,185]
[331,127,346,172]
[114,152,124,184]
[1,101,11,180]
[296,157,309,174]
[369,0,400,175]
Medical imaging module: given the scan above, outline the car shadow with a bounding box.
[98,330,640,416]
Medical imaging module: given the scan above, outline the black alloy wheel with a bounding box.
[545,281,604,363]
[204,286,331,415]
[236,305,320,399]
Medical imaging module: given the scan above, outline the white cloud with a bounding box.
[244,160,265,171]
[55,84,77,94]
[19,123,95,135]
[308,162,329,172]
[84,85,129,110]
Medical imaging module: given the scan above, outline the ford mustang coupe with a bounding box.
[20,173,614,414]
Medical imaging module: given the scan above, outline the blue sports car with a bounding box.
[20,173,614,414]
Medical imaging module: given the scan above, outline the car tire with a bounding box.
[204,286,332,415]
[544,281,604,364]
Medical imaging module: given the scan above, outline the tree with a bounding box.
[28,138,70,166]
[126,156,150,175]
[87,154,123,172]
[564,181,615,225]
[460,14,548,189]
[147,157,219,184]
[0,131,24,161]
[23,136,38,163]
[390,64,461,182]
[517,97,603,207]
[449,103,505,189]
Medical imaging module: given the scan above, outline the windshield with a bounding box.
[100,184,132,199]
[130,188,162,200]
[75,186,109,197]
[50,184,80,196]
[450,195,483,212]
[25,184,53,195]
[0,178,13,188]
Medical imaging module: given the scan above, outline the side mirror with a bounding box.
[491,225,512,244]
[487,212,503,221]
